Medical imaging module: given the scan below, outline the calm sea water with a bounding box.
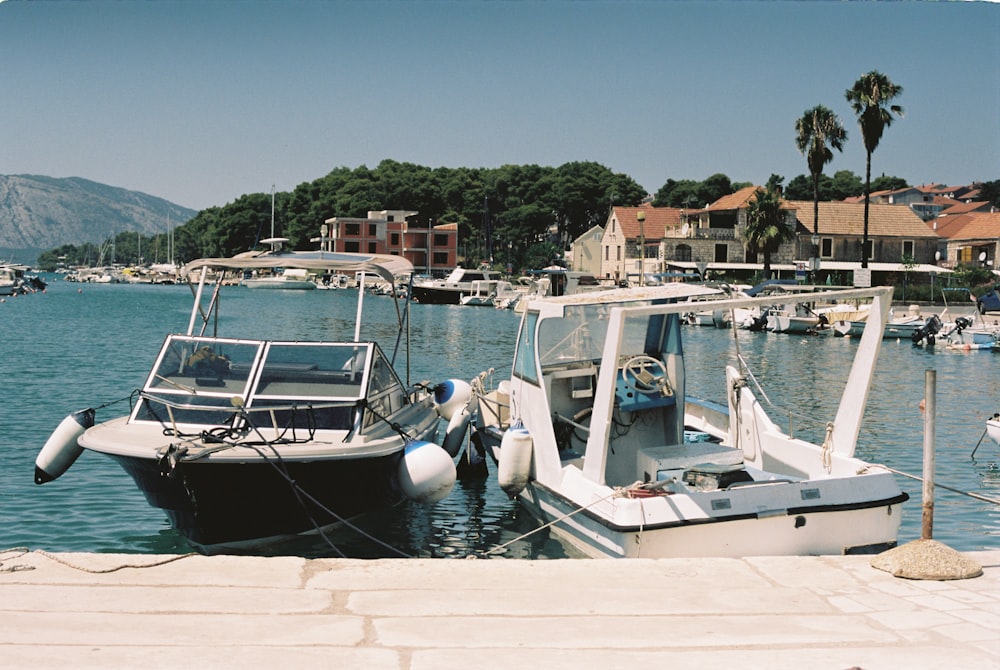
[2,276,998,557]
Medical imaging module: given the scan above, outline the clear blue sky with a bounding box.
[1,1,997,211]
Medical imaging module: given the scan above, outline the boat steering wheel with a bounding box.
[620,355,670,394]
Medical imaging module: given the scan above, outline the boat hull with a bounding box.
[988,418,1000,445]
[411,285,464,304]
[518,479,906,559]
[107,451,406,550]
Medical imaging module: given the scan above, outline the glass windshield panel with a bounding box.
[512,311,540,384]
[135,337,262,425]
[252,343,369,399]
[537,301,683,369]
[146,336,261,396]
[361,346,407,429]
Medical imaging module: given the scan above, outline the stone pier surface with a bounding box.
[1,550,998,669]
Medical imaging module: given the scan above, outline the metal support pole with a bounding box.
[921,369,936,540]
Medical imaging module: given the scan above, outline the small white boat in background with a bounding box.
[242,266,318,290]
[987,415,1000,445]
[470,284,907,558]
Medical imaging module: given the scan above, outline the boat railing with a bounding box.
[136,391,360,433]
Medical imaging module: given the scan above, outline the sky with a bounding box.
[1,1,998,212]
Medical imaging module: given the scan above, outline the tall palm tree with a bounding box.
[743,187,794,279]
[846,71,904,269]
[795,105,847,267]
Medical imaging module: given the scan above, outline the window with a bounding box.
[714,244,727,263]
[512,312,539,384]
[345,223,361,236]
[821,238,833,258]
[675,244,692,262]
[368,242,377,253]
[433,252,449,264]
[390,233,400,246]
[345,241,360,253]
[863,239,874,260]
[434,234,449,247]
[616,246,621,261]
[369,224,377,236]
[902,240,914,259]
[605,246,609,261]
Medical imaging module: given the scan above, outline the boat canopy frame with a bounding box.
[179,250,419,384]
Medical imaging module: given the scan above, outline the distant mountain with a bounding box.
[0,174,197,263]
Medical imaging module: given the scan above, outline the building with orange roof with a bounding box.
[929,211,1000,271]
[600,187,953,285]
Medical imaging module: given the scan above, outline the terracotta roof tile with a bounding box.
[937,200,993,216]
[785,200,938,238]
[611,206,683,240]
[931,212,1000,241]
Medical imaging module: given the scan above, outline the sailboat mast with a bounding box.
[270,184,276,239]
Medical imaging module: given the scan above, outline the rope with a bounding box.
[472,487,624,558]
[866,465,1000,506]
[821,422,834,473]
[0,547,197,574]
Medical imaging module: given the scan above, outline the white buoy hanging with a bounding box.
[35,408,96,484]
[498,424,533,498]
[398,440,457,504]
[433,379,473,421]
[441,395,477,457]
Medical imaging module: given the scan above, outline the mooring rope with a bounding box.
[0,547,197,574]
[866,465,1000,506]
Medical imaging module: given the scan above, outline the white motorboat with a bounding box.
[470,284,908,558]
[987,414,1000,445]
[459,279,502,306]
[36,249,461,552]
[242,266,317,290]
[941,316,999,351]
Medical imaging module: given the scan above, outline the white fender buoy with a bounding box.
[398,440,456,504]
[441,405,472,458]
[498,425,533,499]
[433,379,473,421]
[35,408,96,484]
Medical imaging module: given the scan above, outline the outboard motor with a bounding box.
[911,314,943,345]
[951,316,974,335]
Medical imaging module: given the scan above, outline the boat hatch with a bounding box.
[132,335,408,431]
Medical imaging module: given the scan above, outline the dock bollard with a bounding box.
[870,369,982,580]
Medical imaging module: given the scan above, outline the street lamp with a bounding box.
[637,210,646,286]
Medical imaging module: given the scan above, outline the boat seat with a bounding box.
[637,443,744,483]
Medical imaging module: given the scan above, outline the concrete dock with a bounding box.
[1,549,998,669]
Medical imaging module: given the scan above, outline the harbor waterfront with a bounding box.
[1,276,998,558]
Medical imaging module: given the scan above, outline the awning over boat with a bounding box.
[181,250,414,285]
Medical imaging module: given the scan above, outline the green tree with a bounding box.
[795,105,847,265]
[870,175,908,192]
[846,71,904,268]
[742,187,794,279]
[829,170,864,200]
[979,180,1000,209]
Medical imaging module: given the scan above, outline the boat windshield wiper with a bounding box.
[154,375,198,394]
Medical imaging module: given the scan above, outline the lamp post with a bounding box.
[811,234,821,283]
[637,210,646,286]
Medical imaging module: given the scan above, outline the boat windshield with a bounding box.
[536,302,683,370]
[133,336,383,430]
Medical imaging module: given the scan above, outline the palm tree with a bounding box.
[795,105,847,267]
[845,71,904,269]
[743,187,794,279]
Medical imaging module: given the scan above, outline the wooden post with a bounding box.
[922,369,936,540]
